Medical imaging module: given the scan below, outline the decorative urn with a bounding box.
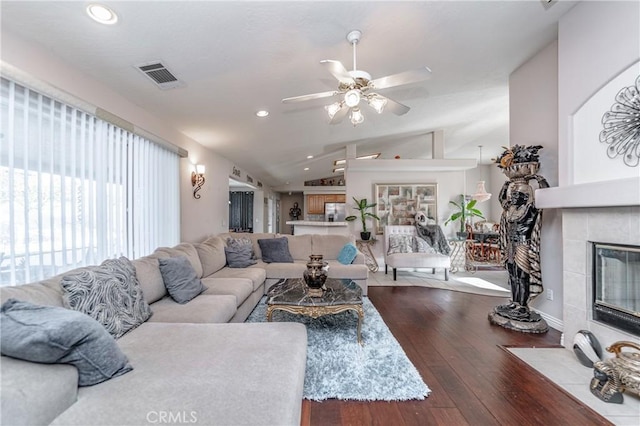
[303,254,328,297]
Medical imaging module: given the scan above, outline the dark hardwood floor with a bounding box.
[301,286,611,426]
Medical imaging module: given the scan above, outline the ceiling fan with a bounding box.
[282,30,432,126]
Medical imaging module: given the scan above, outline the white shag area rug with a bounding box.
[247,297,430,401]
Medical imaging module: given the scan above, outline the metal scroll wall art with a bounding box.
[600,74,640,167]
[488,145,550,333]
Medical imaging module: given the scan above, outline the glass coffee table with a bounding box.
[266,277,364,344]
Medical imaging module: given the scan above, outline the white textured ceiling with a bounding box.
[1,1,576,187]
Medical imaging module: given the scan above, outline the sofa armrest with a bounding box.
[1,356,79,426]
[353,251,365,264]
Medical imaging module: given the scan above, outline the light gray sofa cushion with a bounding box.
[212,266,266,292]
[154,243,203,278]
[0,299,133,386]
[311,234,356,259]
[261,261,307,279]
[194,236,227,276]
[201,277,253,307]
[148,295,237,324]
[278,234,312,260]
[61,257,152,339]
[1,356,78,426]
[51,322,308,426]
[158,256,206,304]
[131,256,166,304]
[0,274,65,307]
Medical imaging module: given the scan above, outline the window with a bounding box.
[0,77,179,285]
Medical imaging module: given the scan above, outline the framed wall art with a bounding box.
[374,183,437,234]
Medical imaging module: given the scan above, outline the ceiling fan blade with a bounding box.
[373,95,410,116]
[282,90,338,103]
[329,105,349,124]
[321,60,355,85]
[370,67,432,90]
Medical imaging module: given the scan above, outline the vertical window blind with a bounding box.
[0,77,179,286]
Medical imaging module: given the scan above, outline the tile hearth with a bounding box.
[509,347,640,426]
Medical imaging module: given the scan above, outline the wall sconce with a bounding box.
[191,164,205,199]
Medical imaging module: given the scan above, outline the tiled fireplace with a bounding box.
[562,206,640,347]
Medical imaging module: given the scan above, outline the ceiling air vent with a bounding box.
[136,61,184,90]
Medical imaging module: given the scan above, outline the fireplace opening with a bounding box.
[592,242,640,336]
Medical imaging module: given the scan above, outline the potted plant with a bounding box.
[444,195,485,239]
[345,197,380,241]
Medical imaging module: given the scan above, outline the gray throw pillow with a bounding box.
[387,234,415,254]
[258,237,294,263]
[61,257,152,339]
[226,236,256,260]
[158,256,206,304]
[225,245,258,268]
[0,299,133,386]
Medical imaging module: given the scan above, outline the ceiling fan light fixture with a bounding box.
[344,89,361,108]
[325,102,342,119]
[368,95,387,114]
[350,108,364,126]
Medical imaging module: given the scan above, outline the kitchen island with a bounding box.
[285,220,350,236]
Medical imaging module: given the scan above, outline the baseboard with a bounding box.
[535,310,563,333]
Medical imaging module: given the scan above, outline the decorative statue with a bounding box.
[289,202,301,220]
[590,341,640,404]
[488,145,550,333]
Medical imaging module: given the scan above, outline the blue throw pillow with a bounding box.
[258,237,294,263]
[0,299,133,386]
[337,243,358,265]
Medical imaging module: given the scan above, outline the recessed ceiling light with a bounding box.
[86,4,118,25]
[256,110,269,117]
[304,167,309,171]
[306,155,314,159]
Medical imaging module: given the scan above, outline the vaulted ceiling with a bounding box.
[1,1,576,187]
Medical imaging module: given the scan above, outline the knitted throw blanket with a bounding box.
[415,224,451,255]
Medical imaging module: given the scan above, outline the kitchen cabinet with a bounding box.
[306,194,346,214]
[324,194,346,203]
[307,195,325,214]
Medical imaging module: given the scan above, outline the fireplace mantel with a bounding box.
[535,177,640,209]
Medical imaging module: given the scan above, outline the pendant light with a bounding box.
[472,145,492,202]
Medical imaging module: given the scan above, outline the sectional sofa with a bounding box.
[0,232,367,425]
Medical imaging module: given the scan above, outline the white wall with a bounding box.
[1,30,266,244]
[558,1,640,186]
[556,1,640,345]
[509,40,562,321]
[345,168,495,236]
